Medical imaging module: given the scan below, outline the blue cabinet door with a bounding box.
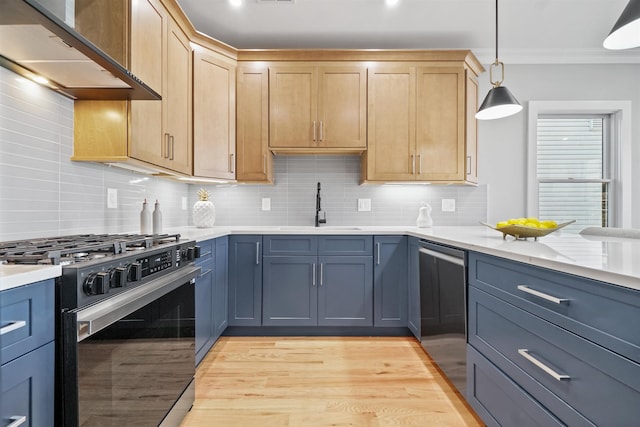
[263,256,318,326]
[195,261,214,365]
[228,235,263,326]
[1,341,55,427]
[373,236,408,327]
[407,237,420,338]
[213,236,229,340]
[318,256,373,326]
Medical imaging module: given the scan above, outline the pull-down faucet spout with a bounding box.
[315,182,327,227]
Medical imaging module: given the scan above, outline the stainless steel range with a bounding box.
[1,234,201,426]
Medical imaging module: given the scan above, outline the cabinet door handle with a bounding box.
[518,349,570,381]
[417,154,422,174]
[230,153,235,173]
[466,155,472,176]
[255,242,260,265]
[517,285,569,305]
[312,263,316,286]
[376,242,381,265]
[319,263,323,286]
[319,121,324,141]
[312,121,317,142]
[7,416,27,427]
[200,268,213,278]
[263,154,266,174]
[410,154,415,174]
[169,135,175,160]
[0,320,27,335]
[164,133,170,158]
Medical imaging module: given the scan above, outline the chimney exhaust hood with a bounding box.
[0,0,161,100]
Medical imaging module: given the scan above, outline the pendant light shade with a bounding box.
[603,0,640,50]
[475,0,522,120]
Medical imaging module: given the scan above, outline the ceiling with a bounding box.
[175,0,640,64]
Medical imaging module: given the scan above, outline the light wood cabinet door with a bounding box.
[415,66,465,181]
[162,19,192,174]
[237,66,272,183]
[465,70,479,184]
[366,65,416,181]
[317,67,367,149]
[193,48,236,179]
[269,66,317,149]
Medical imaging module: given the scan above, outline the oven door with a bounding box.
[61,265,200,427]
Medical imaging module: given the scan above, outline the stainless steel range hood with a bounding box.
[0,0,161,100]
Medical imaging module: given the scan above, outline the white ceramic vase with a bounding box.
[193,200,216,228]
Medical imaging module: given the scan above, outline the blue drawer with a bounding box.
[469,286,640,426]
[195,239,215,266]
[469,252,640,364]
[1,341,55,427]
[1,280,54,365]
[318,235,372,256]
[263,235,318,256]
[467,345,564,427]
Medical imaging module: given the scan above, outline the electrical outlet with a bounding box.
[181,197,187,210]
[357,198,371,212]
[107,188,117,209]
[441,198,456,212]
[262,198,271,211]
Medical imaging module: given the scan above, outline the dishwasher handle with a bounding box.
[419,247,465,267]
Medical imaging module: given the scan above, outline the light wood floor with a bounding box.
[180,336,484,427]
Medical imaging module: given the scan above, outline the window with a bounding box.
[527,101,632,232]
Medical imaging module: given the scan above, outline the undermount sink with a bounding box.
[276,226,362,231]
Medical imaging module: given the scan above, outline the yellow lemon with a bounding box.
[496,221,509,228]
[542,220,557,228]
[524,221,540,228]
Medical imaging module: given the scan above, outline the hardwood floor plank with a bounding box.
[181,337,483,427]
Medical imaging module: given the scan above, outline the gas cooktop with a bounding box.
[0,233,183,266]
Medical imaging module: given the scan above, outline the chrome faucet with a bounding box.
[315,182,327,227]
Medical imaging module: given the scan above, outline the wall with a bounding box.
[477,63,640,227]
[0,67,190,241]
[189,156,487,227]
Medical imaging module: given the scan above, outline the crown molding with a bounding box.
[472,48,640,65]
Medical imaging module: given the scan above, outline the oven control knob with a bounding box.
[186,247,196,261]
[193,246,201,259]
[128,262,142,282]
[112,267,127,288]
[84,272,109,295]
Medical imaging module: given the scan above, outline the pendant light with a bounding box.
[475,0,522,120]
[603,0,640,50]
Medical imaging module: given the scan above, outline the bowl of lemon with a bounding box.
[481,218,575,241]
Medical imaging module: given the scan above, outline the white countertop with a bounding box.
[173,225,640,292]
[2,226,639,292]
[0,264,61,292]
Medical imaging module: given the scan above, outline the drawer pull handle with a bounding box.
[200,268,213,277]
[255,242,260,265]
[7,416,27,427]
[517,285,569,305]
[518,349,570,381]
[0,320,27,335]
[312,263,316,286]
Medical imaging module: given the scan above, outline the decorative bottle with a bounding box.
[152,199,163,234]
[416,202,433,228]
[140,199,151,235]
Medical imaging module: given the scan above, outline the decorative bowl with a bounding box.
[480,220,575,241]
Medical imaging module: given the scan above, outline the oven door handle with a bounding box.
[75,265,201,342]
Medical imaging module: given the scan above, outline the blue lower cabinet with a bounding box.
[1,341,55,427]
[262,256,318,326]
[407,237,420,338]
[213,236,229,341]
[373,236,408,327]
[318,256,373,326]
[228,235,263,326]
[195,261,214,365]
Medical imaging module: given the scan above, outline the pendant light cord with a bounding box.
[495,0,499,62]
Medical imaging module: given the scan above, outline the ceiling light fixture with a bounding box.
[603,0,640,49]
[475,0,522,121]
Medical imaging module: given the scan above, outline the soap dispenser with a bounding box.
[416,202,433,228]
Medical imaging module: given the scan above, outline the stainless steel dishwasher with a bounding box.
[419,240,467,396]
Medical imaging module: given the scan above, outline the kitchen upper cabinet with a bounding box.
[73,0,193,175]
[363,62,478,184]
[268,65,367,153]
[193,47,236,179]
[236,65,273,183]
